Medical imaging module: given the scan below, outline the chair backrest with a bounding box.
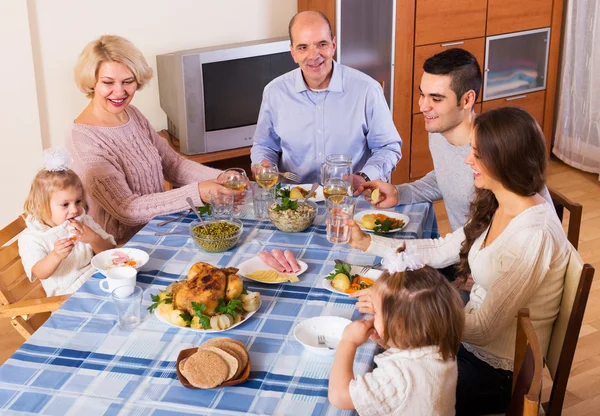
[506,308,543,416]
[0,216,47,306]
[545,249,595,415]
[548,187,583,249]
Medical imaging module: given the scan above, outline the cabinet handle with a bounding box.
[441,41,465,47]
[505,95,527,101]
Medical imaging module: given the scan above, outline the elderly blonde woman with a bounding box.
[67,35,235,244]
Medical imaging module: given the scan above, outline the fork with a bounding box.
[279,171,301,183]
[359,261,382,275]
[157,210,191,227]
[317,335,334,350]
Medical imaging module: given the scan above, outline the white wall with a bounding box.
[0,0,296,229]
[0,1,43,229]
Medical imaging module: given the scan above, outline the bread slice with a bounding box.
[181,349,229,388]
[201,338,249,378]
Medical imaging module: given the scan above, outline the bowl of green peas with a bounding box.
[189,218,243,253]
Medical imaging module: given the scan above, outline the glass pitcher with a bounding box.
[321,154,352,201]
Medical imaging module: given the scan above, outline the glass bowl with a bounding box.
[189,218,243,253]
[268,199,317,233]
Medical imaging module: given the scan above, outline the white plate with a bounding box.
[291,184,325,203]
[153,300,261,333]
[91,248,149,274]
[353,210,410,234]
[321,266,383,297]
[237,256,308,284]
[293,316,351,356]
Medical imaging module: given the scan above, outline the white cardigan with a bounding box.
[349,346,457,416]
[367,202,571,370]
[18,214,116,297]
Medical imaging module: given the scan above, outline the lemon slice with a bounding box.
[371,188,380,204]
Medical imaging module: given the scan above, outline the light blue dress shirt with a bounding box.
[251,62,402,183]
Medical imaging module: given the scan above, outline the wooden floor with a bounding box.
[1,158,599,413]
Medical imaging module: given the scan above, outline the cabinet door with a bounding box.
[415,0,487,46]
[481,91,545,127]
[487,0,552,36]
[410,104,482,180]
[412,38,485,113]
[297,1,337,34]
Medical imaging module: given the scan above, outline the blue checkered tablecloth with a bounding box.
[0,200,438,416]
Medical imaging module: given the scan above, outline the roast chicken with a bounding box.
[170,262,244,317]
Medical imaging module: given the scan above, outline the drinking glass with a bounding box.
[326,196,357,244]
[255,163,279,190]
[320,154,352,185]
[209,189,234,219]
[112,285,143,329]
[218,168,249,192]
[251,182,275,220]
[323,178,351,203]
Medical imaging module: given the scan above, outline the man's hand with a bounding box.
[354,180,399,208]
[348,288,374,314]
[340,318,376,348]
[51,238,75,260]
[350,174,366,193]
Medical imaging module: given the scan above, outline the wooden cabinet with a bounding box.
[412,38,485,113]
[411,103,482,179]
[487,0,552,36]
[415,0,487,46]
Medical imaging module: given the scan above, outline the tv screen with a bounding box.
[202,52,297,132]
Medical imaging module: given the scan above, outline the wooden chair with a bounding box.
[0,216,69,340]
[503,308,544,416]
[543,249,595,415]
[548,186,583,249]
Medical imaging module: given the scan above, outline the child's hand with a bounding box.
[52,238,75,260]
[348,288,374,314]
[341,318,376,348]
[69,219,100,244]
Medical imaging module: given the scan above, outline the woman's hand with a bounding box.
[51,238,75,260]
[348,288,374,314]
[198,180,244,206]
[354,180,399,208]
[346,219,372,251]
[340,318,376,348]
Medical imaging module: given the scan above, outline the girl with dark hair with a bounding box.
[343,107,571,415]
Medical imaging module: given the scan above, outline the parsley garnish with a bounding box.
[242,285,248,295]
[216,298,244,316]
[326,263,353,280]
[179,311,193,325]
[191,302,211,329]
[147,292,172,313]
[273,197,298,212]
[373,218,398,235]
[197,205,211,216]
[275,183,291,199]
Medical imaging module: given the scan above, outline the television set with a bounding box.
[156,37,296,155]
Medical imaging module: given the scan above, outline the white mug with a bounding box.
[100,266,137,296]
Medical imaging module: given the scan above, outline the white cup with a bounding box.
[100,266,137,296]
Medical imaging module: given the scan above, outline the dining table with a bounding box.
[0,198,438,416]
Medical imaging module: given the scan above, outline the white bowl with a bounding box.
[91,248,149,275]
[293,316,351,356]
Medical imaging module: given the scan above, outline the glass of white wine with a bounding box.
[218,168,249,191]
[323,178,350,203]
[255,164,279,190]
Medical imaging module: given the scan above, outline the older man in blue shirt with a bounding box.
[251,11,402,185]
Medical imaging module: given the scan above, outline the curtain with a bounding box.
[552,0,600,179]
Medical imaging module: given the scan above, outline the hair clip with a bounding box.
[382,244,424,273]
[43,147,72,172]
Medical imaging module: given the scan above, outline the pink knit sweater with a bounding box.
[67,105,221,244]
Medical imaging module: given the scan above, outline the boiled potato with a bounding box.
[190,315,203,329]
[169,309,187,327]
[361,214,377,230]
[290,187,304,199]
[158,291,170,302]
[157,302,174,316]
[331,273,351,291]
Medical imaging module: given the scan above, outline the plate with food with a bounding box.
[237,249,308,284]
[91,248,149,274]
[149,262,261,332]
[353,210,409,234]
[276,183,324,202]
[321,263,383,296]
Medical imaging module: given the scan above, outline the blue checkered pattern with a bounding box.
[0,200,438,415]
